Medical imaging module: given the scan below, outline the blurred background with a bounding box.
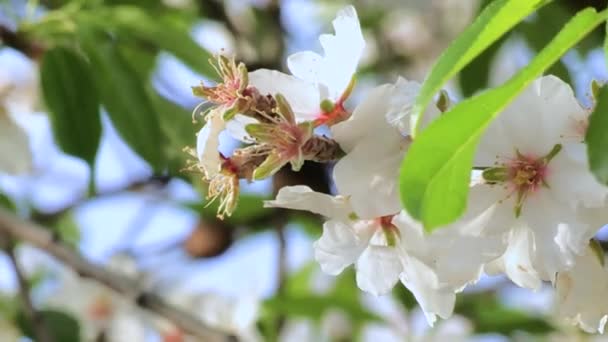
[1,0,608,341]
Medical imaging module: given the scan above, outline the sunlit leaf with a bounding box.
[587,85,608,184]
[400,8,607,230]
[410,0,551,136]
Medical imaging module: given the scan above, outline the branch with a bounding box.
[0,25,44,59]
[1,235,51,342]
[0,207,232,341]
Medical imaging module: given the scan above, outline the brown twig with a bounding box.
[0,207,232,341]
[0,233,50,342]
[0,25,45,59]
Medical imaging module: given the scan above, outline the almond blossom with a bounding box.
[156,290,262,342]
[44,255,147,341]
[265,185,502,326]
[473,75,608,289]
[265,185,454,325]
[555,242,608,334]
[330,77,434,218]
[249,5,364,125]
[0,77,32,174]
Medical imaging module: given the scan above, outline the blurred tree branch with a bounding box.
[0,207,233,341]
[0,233,50,342]
[0,25,44,59]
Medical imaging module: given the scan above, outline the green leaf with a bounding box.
[52,212,81,248]
[517,2,573,85]
[0,192,16,212]
[400,8,607,231]
[91,6,216,78]
[263,294,379,324]
[184,194,270,226]
[605,15,608,71]
[17,309,80,342]
[587,85,608,185]
[410,0,551,136]
[285,262,316,296]
[459,35,507,97]
[150,92,200,178]
[455,292,553,336]
[79,31,166,171]
[40,47,101,167]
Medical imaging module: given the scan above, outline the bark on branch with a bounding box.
[0,207,232,341]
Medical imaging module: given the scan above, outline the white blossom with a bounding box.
[266,185,500,325]
[330,77,434,219]
[0,110,31,174]
[44,255,147,341]
[473,75,608,289]
[157,290,262,342]
[0,77,33,175]
[249,6,364,122]
[555,244,608,334]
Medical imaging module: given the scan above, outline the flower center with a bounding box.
[88,295,113,321]
[482,144,562,217]
[377,215,400,247]
[206,157,240,219]
[163,328,185,342]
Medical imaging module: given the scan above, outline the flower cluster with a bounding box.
[190,5,608,333]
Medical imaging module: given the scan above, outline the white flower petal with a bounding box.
[391,211,427,255]
[355,245,403,295]
[333,136,404,219]
[491,226,542,290]
[548,143,608,208]
[556,246,608,334]
[425,233,504,291]
[0,112,31,174]
[248,69,320,121]
[288,5,364,100]
[399,256,456,326]
[331,82,403,152]
[196,110,226,179]
[225,114,257,143]
[314,219,374,275]
[106,310,147,342]
[490,75,582,157]
[264,185,352,220]
[286,51,327,97]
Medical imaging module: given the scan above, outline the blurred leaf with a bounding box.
[95,6,216,78]
[116,40,159,80]
[185,194,271,225]
[0,192,16,212]
[264,294,379,324]
[17,309,80,342]
[409,0,551,136]
[455,293,553,336]
[150,93,200,177]
[40,46,102,167]
[0,293,17,320]
[393,285,418,310]
[115,40,200,179]
[285,262,316,296]
[606,16,608,78]
[52,212,81,248]
[400,8,607,230]
[587,84,608,184]
[80,30,166,171]
[517,3,573,85]
[459,35,508,97]
[289,213,323,237]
